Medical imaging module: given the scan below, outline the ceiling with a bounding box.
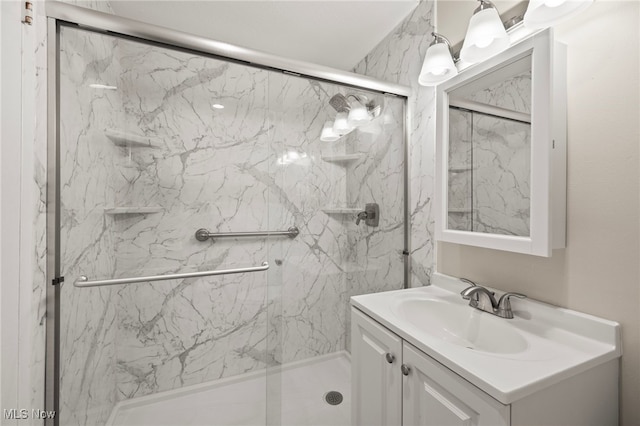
[109,1,419,71]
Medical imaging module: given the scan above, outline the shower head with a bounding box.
[329,94,351,113]
[329,93,383,117]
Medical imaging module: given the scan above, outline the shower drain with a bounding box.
[324,391,344,406]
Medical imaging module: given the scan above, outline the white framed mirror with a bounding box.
[435,29,566,256]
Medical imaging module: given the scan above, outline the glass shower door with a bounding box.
[55,17,407,426]
[57,24,280,426]
[265,74,406,425]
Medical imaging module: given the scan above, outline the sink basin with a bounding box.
[391,298,528,354]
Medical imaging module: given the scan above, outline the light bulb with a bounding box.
[320,121,340,142]
[418,38,458,86]
[524,0,593,28]
[460,4,509,64]
[347,100,371,127]
[333,112,354,136]
[475,37,494,49]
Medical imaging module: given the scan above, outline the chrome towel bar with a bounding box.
[195,226,300,242]
[74,262,269,288]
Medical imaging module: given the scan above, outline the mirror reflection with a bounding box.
[447,55,532,236]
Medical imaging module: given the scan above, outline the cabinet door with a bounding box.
[402,342,509,426]
[351,308,403,426]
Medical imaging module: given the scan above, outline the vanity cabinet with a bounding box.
[352,308,508,426]
[351,306,618,426]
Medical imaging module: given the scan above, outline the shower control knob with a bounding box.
[385,353,395,364]
[401,364,411,376]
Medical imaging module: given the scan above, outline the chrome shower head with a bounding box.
[329,94,351,113]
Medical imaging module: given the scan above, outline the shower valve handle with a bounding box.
[355,211,368,225]
[355,203,380,227]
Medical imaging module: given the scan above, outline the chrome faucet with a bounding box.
[495,292,527,319]
[355,211,368,225]
[355,203,380,226]
[460,279,526,319]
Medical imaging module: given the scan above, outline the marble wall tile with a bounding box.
[111,41,276,398]
[471,115,531,235]
[469,71,532,114]
[353,0,436,287]
[58,25,121,426]
[343,95,407,350]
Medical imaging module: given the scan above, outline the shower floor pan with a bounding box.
[107,351,351,426]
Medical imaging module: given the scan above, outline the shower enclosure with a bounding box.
[46,3,409,426]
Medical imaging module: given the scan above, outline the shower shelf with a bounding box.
[321,154,364,164]
[322,208,362,215]
[104,207,163,215]
[449,166,473,173]
[105,129,160,148]
[448,208,472,214]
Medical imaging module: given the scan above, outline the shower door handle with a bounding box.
[74,262,269,288]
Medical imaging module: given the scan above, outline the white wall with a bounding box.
[1,1,24,423]
[438,1,640,424]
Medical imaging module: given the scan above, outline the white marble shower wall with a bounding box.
[59,26,122,426]
[111,40,282,399]
[470,114,531,235]
[267,76,350,364]
[352,0,436,287]
[342,96,406,351]
[58,24,406,424]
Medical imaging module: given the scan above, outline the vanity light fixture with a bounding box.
[460,0,510,64]
[418,33,458,86]
[524,0,593,29]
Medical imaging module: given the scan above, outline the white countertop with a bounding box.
[350,272,621,404]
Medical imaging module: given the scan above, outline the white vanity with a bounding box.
[350,273,621,426]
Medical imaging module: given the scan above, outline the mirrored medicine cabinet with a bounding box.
[435,29,566,256]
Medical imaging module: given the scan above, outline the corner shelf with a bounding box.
[448,208,472,214]
[322,207,362,215]
[321,153,364,165]
[104,207,163,215]
[105,129,160,149]
[449,166,473,173]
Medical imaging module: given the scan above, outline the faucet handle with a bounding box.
[497,292,526,318]
[459,278,476,296]
[355,211,368,225]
